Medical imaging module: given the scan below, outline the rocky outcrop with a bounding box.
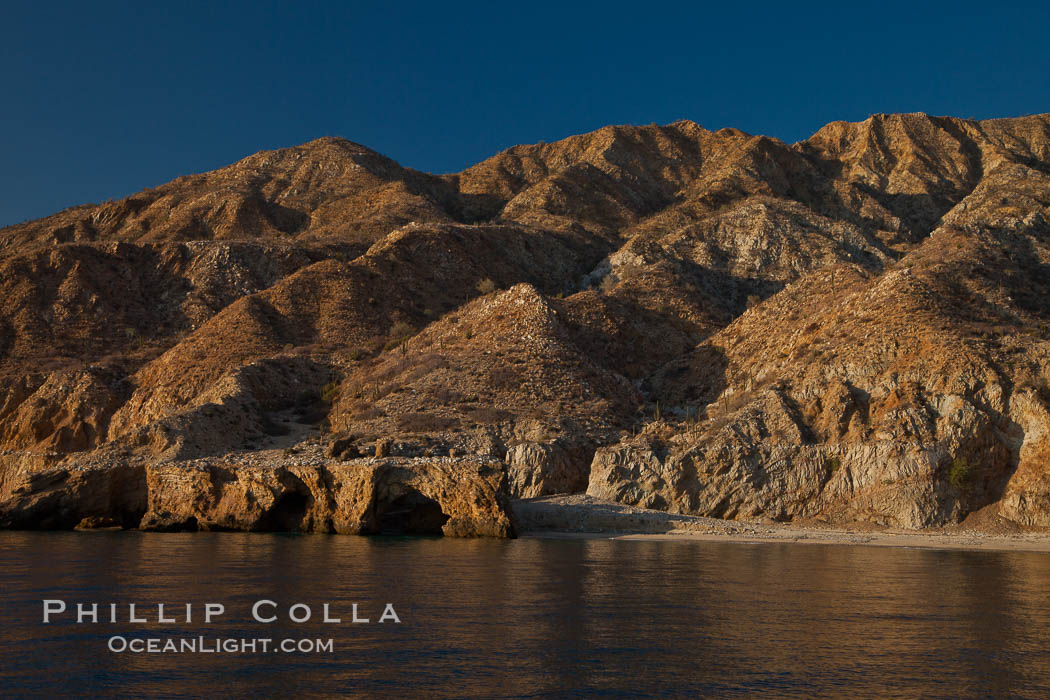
[0,464,147,530]
[505,439,594,498]
[587,375,1044,529]
[996,390,1050,527]
[0,367,129,454]
[0,457,514,537]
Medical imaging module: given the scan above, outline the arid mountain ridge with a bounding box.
[2,111,1050,535]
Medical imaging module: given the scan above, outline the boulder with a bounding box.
[506,439,594,498]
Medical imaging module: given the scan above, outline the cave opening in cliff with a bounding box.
[257,491,310,532]
[376,489,450,535]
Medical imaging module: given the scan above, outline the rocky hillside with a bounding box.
[3,112,1050,535]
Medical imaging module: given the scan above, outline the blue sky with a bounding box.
[2,1,1049,226]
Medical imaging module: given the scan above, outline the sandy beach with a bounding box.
[514,495,1050,553]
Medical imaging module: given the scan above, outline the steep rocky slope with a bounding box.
[2,112,1050,535]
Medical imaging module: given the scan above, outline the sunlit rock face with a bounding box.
[0,458,513,537]
[4,113,1050,533]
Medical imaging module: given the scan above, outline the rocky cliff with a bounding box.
[3,112,1050,535]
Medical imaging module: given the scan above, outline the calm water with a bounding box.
[2,533,1050,698]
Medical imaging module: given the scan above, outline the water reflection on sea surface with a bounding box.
[2,532,1050,698]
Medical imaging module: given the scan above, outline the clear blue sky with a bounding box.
[3,1,1048,227]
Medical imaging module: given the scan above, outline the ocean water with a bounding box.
[2,532,1050,698]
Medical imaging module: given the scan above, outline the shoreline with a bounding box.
[521,527,1050,553]
[2,524,1049,552]
[514,495,1050,553]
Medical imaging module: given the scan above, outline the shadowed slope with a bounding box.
[3,112,1050,532]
